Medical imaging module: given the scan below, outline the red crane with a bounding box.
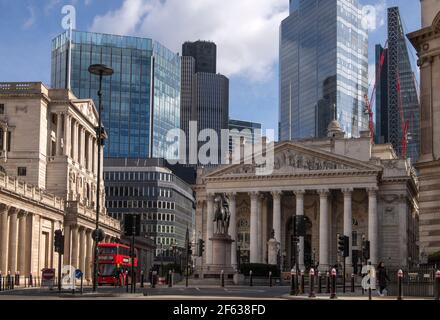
[364,43,387,144]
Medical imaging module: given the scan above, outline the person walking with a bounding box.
[377,261,390,296]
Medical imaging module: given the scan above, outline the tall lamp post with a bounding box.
[88,64,114,292]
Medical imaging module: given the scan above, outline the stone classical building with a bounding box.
[408,0,440,259]
[0,82,120,282]
[194,123,419,274]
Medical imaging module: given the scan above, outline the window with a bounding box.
[17,167,27,176]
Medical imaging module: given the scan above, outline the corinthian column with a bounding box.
[318,190,329,272]
[79,227,86,274]
[0,204,10,273]
[17,211,28,274]
[227,193,237,268]
[56,113,63,156]
[71,225,79,269]
[8,208,19,274]
[64,114,71,157]
[368,188,378,265]
[206,195,214,265]
[295,190,305,270]
[85,229,92,281]
[272,191,282,244]
[250,192,259,263]
[343,189,353,269]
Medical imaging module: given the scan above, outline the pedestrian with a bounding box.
[377,261,390,296]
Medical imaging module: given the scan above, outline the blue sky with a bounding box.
[0,0,421,138]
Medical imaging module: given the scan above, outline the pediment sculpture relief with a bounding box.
[274,150,350,172]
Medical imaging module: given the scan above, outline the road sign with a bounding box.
[75,269,83,279]
[41,268,56,288]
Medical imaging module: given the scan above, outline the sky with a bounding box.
[0,0,421,139]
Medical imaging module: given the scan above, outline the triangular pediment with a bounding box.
[205,141,382,178]
[72,99,99,127]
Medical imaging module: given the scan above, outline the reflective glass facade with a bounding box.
[280,0,369,140]
[51,31,180,159]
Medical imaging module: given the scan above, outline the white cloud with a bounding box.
[23,5,36,29]
[90,0,288,82]
[361,0,387,32]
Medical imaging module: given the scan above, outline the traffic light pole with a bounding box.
[131,216,135,294]
[343,257,346,293]
[58,250,62,292]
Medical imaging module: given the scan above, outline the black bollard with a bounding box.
[269,271,272,287]
[0,274,2,292]
[351,274,355,293]
[140,271,144,288]
[300,270,305,294]
[330,268,337,299]
[435,270,440,301]
[15,272,19,286]
[168,270,173,288]
[221,270,225,288]
[126,272,129,293]
[152,271,156,289]
[397,270,403,301]
[309,268,316,298]
[318,271,322,294]
[326,272,330,294]
[249,270,253,287]
[290,269,296,296]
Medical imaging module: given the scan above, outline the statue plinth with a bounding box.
[198,233,236,278]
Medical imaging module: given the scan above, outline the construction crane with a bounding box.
[364,42,388,144]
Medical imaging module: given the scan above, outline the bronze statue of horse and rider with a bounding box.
[213,194,231,235]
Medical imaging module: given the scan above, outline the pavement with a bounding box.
[0,285,436,300]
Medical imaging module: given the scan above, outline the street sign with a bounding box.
[75,269,83,279]
[41,268,56,288]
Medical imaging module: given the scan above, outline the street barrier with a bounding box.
[397,269,404,300]
[309,268,316,298]
[330,268,337,299]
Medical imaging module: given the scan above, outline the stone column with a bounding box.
[17,211,28,274]
[8,208,19,273]
[0,204,9,273]
[206,195,214,265]
[257,195,263,263]
[2,127,7,156]
[262,197,268,263]
[295,190,305,270]
[64,114,71,157]
[85,229,92,281]
[227,193,237,268]
[72,121,79,162]
[250,192,259,263]
[343,189,353,269]
[63,224,71,266]
[55,113,63,156]
[272,191,282,244]
[318,190,330,271]
[88,134,93,172]
[71,225,79,269]
[93,138,98,175]
[79,227,86,274]
[368,188,378,265]
[81,128,86,167]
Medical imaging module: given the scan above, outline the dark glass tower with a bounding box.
[182,41,217,74]
[279,0,369,140]
[181,41,229,165]
[51,31,181,159]
[375,7,420,162]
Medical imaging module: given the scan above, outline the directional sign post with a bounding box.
[75,269,83,294]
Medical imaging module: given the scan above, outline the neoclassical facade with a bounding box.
[408,0,440,258]
[0,82,120,282]
[194,127,419,273]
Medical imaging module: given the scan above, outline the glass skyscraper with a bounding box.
[375,7,420,162]
[51,31,181,159]
[279,0,369,140]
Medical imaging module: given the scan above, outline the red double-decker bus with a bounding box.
[97,243,138,286]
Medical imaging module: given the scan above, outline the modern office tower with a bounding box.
[228,119,262,153]
[182,41,217,74]
[180,41,229,165]
[104,158,195,265]
[51,31,181,159]
[375,7,420,162]
[279,0,369,141]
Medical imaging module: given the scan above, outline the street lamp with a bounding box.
[88,64,114,292]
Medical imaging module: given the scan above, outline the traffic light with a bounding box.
[187,242,193,256]
[338,235,349,258]
[198,239,205,257]
[54,229,64,254]
[294,215,307,237]
[362,240,370,260]
[124,214,141,236]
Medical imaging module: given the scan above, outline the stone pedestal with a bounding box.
[267,238,279,266]
[196,233,236,280]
